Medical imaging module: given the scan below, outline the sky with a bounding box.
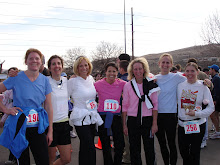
[0,0,219,70]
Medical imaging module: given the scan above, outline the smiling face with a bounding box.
[49,57,63,77]
[105,66,118,83]
[185,65,199,84]
[25,52,42,72]
[78,59,89,78]
[158,55,173,75]
[133,62,144,82]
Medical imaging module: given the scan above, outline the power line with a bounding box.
[0,22,124,32]
[134,14,202,25]
[0,14,125,25]
[0,2,124,15]
[0,1,202,25]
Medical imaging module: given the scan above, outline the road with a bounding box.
[0,118,220,165]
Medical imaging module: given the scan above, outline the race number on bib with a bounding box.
[104,99,119,112]
[86,99,97,111]
[183,121,200,134]
[27,109,39,126]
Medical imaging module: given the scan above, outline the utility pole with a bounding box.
[124,0,126,54]
[131,7,134,60]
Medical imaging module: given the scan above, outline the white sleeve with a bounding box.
[67,78,75,97]
[195,86,214,118]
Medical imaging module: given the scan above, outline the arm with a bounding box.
[44,93,53,146]
[187,86,214,118]
[203,79,213,91]
[122,112,128,136]
[151,110,158,136]
[211,77,220,102]
[0,83,22,115]
[150,91,159,136]
[122,83,129,136]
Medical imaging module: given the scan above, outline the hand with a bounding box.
[123,125,128,136]
[47,129,53,146]
[8,69,18,77]
[186,109,195,116]
[7,107,23,115]
[203,79,212,88]
[214,101,217,105]
[151,124,158,136]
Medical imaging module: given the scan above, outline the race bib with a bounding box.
[86,99,97,111]
[104,99,119,112]
[184,120,200,134]
[26,109,39,126]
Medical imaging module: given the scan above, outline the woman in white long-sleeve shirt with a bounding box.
[68,56,103,165]
[177,62,214,165]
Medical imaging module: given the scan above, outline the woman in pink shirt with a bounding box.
[94,62,126,165]
[122,57,160,165]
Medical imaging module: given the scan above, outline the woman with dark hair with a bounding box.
[177,62,214,165]
[94,62,126,165]
[47,55,71,165]
[0,48,53,165]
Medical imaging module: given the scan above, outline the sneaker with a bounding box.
[209,132,220,139]
[209,131,216,136]
[211,124,215,131]
[5,160,16,165]
[55,150,60,160]
[70,131,77,138]
[201,140,207,148]
[122,158,131,164]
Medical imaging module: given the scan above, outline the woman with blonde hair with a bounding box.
[155,53,186,165]
[122,57,160,165]
[68,56,103,165]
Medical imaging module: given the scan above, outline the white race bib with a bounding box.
[184,120,200,134]
[26,109,39,126]
[86,99,97,111]
[104,99,119,112]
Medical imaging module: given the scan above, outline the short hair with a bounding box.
[119,60,129,72]
[187,58,197,64]
[25,48,43,63]
[159,53,173,64]
[175,64,181,70]
[127,57,150,81]
[185,62,198,71]
[73,56,93,76]
[48,55,64,69]
[104,62,118,72]
[8,67,18,74]
[170,66,178,72]
[118,53,130,62]
[203,68,209,72]
[94,72,102,77]
[42,55,45,65]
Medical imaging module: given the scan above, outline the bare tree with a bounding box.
[201,11,220,54]
[62,47,86,75]
[202,11,220,44]
[92,41,123,74]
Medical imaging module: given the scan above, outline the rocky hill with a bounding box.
[143,44,220,74]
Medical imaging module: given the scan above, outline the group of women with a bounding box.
[0,48,214,165]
